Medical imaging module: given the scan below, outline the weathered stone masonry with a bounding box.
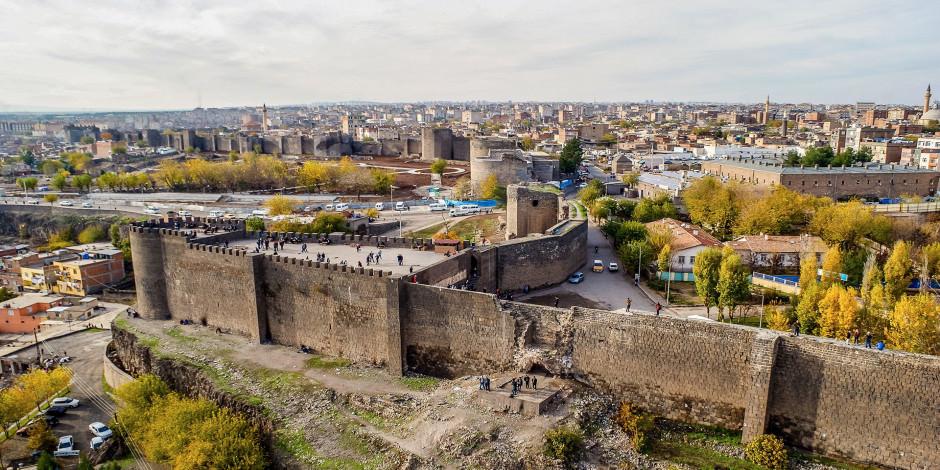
[128,222,940,469]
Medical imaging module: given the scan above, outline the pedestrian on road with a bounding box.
[524,376,530,388]
[792,322,800,336]
[594,246,599,254]
[853,328,860,344]
[655,302,661,316]
[554,296,560,308]
[625,297,632,312]
[397,254,404,266]
[532,377,537,389]
[865,331,873,348]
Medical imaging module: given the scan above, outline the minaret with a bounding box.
[925,85,932,115]
[261,103,269,134]
[763,95,770,125]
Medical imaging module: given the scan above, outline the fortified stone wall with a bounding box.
[128,221,939,469]
[506,185,561,238]
[571,309,753,428]
[767,337,940,469]
[494,220,587,291]
[412,251,471,287]
[400,283,515,377]
[259,256,400,367]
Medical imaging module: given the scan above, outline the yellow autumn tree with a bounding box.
[817,284,859,339]
[820,246,842,288]
[887,293,940,355]
[263,194,300,216]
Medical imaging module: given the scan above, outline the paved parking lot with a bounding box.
[3,329,115,463]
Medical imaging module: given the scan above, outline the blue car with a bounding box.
[568,272,585,284]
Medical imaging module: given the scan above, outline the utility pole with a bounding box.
[33,328,41,362]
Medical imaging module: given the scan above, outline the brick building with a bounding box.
[701,157,940,199]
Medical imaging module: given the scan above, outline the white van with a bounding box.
[395,202,409,211]
[251,209,269,216]
[324,204,335,211]
[375,202,385,211]
[335,203,350,211]
[428,202,446,212]
[462,204,481,214]
[208,210,225,218]
[449,207,470,217]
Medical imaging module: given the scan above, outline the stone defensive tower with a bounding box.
[506,184,561,239]
[420,127,453,161]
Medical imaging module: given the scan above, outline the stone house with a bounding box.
[724,234,827,273]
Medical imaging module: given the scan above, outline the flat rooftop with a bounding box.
[227,238,447,276]
[708,158,938,175]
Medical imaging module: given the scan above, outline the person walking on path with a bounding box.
[853,328,860,344]
[554,296,560,308]
[655,302,661,316]
[524,376,530,389]
[792,322,800,336]
[865,331,873,348]
[397,254,404,266]
[625,297,631,312]
[532,377,537,389]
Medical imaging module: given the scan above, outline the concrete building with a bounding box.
[506,185,561,239]
[461,110,483,124]
[52,247,124,296]
[701,157,940,199]
[0,293,63,334]
[578,123,609,143]
[862,140,916,164]
[916,137,940,169]
[611,153,635,174]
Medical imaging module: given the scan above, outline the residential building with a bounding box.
[646,218,722,280]
[861,140,916,164]
[725,234,827,272]
[53,245,125,296]
[0,293,63,334]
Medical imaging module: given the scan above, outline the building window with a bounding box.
[678,256,686,265]
[689,256,695,265]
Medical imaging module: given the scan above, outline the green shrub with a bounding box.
[77,225,106,244]
[615,403,655,451]
[543,426,583,467]
[245,217,265,231]
[744,434,788,470]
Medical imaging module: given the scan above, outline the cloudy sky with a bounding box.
[1,0,937,111]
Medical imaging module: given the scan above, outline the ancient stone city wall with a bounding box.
[128,223,939,469]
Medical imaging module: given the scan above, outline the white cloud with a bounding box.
[0,0,937,110]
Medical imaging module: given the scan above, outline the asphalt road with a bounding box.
[4,329,115,461]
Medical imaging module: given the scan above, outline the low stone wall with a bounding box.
[103,346,134,391]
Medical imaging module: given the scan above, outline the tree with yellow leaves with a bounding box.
[297,161,331,192]
[820,246,842,288]
[887,293,940,355]
[796,256,821,334]
[883,240,913,305]
[263,194,300,216]
[0,368,71,436]
[817,284,859,339]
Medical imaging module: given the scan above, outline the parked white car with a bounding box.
[59,200,74,206]
[428,202,447,212]
[88,421,113,439]
[395,202,409,211]
[375,202,385,211]
[178,210,192,217]
[53,435,79,457]
[335,202,350,211]
[449,207,470,217]
[81,201,93,208]
[51,397,80,408]
[144,207,160,215]
[91,436,106,450]
[208,210,225,218]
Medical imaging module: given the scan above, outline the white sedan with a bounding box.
[89,421,113,439]
[53,435,79,457]
[51,397,80,408]
[59,200,74,206]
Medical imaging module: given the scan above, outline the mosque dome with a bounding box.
[922,108,940,121]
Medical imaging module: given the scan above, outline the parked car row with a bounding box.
[16,396,114,458]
